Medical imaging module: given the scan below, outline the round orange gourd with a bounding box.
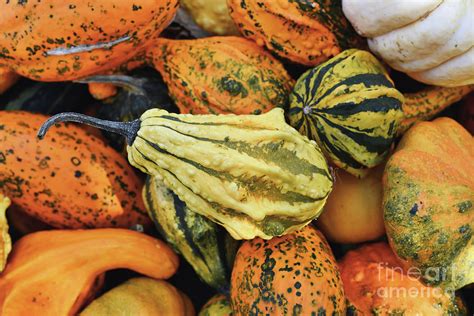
[0,66,19,94]
[384,117,474,290]
[316,164,385,244]
[0,229,179,316]
[0,0,178,81]
[231,225,345,315]
[338,242,463,315]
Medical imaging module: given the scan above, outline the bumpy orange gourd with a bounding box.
[338,242,463,315]
[231,225,345,315]
[0,0,178,81]
[0,111,150,229]
[150,37,294,114]
[384,117,474,290]
[0,229,179,316]
[228,0,364,66]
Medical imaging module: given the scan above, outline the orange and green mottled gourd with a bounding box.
[80,278,194,316]
[338,242,464,315]
[398,85,473,135]
[0,229,179,316]
[0,195,11,272]
[0,0,178,81]
[228,0,364,66]
[231,225,345,315]
[384,117,474,290]
[149,37,294,114]
[199,294,233,316]
[0,111,150,229]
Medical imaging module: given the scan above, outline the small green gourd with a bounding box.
[144,175,238,292]
[38,108,333,240]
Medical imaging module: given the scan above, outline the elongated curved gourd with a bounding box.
[80,278,193,316]
[343,0,474,87]
[231,225,346,314]
[399,85,473,135]
[0,229,179,316]
[228,0,364,66]
[338,243,463,315]
[144,176,239,291]
[384,117,474,290]
[288,49,404,177]
[150,37,294,115]
[0,0,178,81]
[0,111,150,229]
[38,108,333,240]
[0,195,11,272]
[181,0,238,35]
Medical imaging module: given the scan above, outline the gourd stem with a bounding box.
[75,75,147,96]
[37,112,140,145]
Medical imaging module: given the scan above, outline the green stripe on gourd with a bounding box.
[143,176,238,292]
[288,49,405,177]
[38,108,333,240]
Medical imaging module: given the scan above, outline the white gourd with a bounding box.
[343,0,474,87]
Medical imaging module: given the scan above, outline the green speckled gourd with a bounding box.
[288,49,405,177]
[38,108,333,240]
[143,176,238,292]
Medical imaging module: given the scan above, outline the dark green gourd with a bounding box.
[288,49,405,177]
[38,108,333,239]
[144,176,238,292]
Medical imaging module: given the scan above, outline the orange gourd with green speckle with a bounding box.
[231,225,345,315]
[384,117,474,290]
[227,0,364,66]
[150,37,294,114]
[0,0,178,81]
[0,111,150,229]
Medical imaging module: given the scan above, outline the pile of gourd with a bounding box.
[0,0,473,315]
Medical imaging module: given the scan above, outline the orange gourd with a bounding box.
[0,0,178,81]
[0,228,179,316]
[231,225,345,315]
[227,0,364,66]
[398,85,473,135]
[338,242,463,315]
[150,37,294,114]
[0,111,150,229]
[384,117,474,290]
[0,66,19,94]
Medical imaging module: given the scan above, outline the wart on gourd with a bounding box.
[37,109,333,240]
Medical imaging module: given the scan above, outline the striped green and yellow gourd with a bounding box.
[143,176,238,292]
[38,108,333,240]
[288,49,405,177]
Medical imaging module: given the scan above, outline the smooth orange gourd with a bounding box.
[0,111,150,229]
[0,229,179,316]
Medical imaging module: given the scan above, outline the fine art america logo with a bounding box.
[375,263,455,299]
